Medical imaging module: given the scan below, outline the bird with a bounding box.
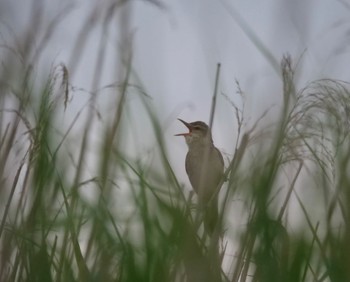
[175,119,224,234]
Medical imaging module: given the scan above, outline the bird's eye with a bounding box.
[194,126,201,130]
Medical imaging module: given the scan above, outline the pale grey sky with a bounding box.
[2,0,350,180]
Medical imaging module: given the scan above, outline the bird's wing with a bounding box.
[214,147,224,169]
[185,147,224,195]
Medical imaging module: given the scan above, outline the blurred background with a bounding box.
[1,0,350,281]
[2,0,350,162]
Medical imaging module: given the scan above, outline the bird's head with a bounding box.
[175,119,213,148]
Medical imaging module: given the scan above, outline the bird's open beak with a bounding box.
[175,118,192,136]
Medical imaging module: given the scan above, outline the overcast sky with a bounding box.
[1,0,350,191]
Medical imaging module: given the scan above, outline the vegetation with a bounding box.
[1,2,350,282]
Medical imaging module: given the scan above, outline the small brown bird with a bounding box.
[176,119,224,233]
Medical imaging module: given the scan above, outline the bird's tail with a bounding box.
[204,196,219,235]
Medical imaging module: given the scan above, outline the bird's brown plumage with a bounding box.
[176,119,224,233]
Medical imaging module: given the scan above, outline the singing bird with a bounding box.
[176,119,224,234]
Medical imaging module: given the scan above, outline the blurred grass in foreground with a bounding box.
[1,3,350,282]
[1,52,350,282]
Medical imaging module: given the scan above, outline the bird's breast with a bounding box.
[185,146,224,202]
